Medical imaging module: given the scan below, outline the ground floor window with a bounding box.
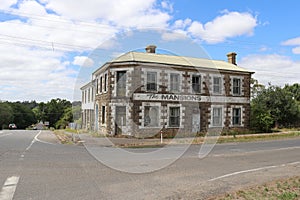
[232,108,241,126]
[115,106,126,126]
[144,106,159,127]
[212,107,222,127]
[101,106,106,124]
[169,107,180,127]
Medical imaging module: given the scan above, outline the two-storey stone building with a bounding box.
[81,45,254,137]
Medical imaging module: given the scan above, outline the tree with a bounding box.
[9,102,36,129]
[251,84,300,132]
[284,83,300,101]
[55,107,73,129]
[43,98,72,128]
[0,102,13,129]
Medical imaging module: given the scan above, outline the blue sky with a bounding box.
[0,0,299,102]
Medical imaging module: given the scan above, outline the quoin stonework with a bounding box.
[81,45,254,137]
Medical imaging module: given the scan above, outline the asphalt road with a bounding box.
[0,130,299,200]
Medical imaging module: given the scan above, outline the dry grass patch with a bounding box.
[214,176,300,200]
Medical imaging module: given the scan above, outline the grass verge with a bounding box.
[215,131,300,144]
[214,176,300,200]
[53,130,75,144]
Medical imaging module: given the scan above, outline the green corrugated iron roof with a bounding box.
[110,51,253,73]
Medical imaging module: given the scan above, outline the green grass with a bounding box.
[215,176,300,200]
[216,132,300,144]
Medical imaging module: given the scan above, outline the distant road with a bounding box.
[0,130,299,200]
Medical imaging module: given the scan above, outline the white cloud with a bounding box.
[173,19,192,29]
[0,0,17,10]
[282,37,300,54]
[240,54,300,86]
[282,37,300,46]
[17,0,48,16]
[161,30,188,41]
[42,0,171,28]
[0,44,77,101]
[187,11,257,44]
[292,46,300,54]
[0,0,174,101]
[0,2,262,102]
[72,56,94,67]
[161,1,173,12]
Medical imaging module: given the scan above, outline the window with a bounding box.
[104,74,107,92]
[146,72,157,91]
[144,106,159,127]
[212,107,222,127]
[116,71,126,96]
[100,76,103,93]
[96,78,99,94]
[169,107,180,127]
[88,89,90,102]
[115,106,126,126]
[170,73,180,93]
[192,75,201,93]
[213,77,222,94]
[233,78,241,95]
[232,108,241,126]
[101,106,106,124]
[82,91,84,103]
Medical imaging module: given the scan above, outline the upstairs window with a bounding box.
[96,78,99,94]
[233,78,241,95]
[116,71,126,97]
[104,73,107,92]
[213,77,222,94]
[146,72,157,91]
[170,73,180,93]
[192,75,201,93]
[100,76,103,93]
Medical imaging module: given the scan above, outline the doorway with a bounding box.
[192,109,200,133]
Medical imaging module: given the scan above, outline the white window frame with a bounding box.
[141,102,161,128]
[100,76,103,93]
[212,76,222,95]
[116,70,127,97]
[169,73,181,93]
[104,72,108,93]
[230,105,244,127]
[167,104,183,128]
[192,74,201,94]
[146,71,157,92]
[231,76,244,96]
[210,105,224,127]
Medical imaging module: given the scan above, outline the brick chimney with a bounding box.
[145,45,157,53]
[227,52,237,65]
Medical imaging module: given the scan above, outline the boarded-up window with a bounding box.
[144,106,159,127]
[116,71,126,96]
[212,107,222,126]
[170,73,180,93]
